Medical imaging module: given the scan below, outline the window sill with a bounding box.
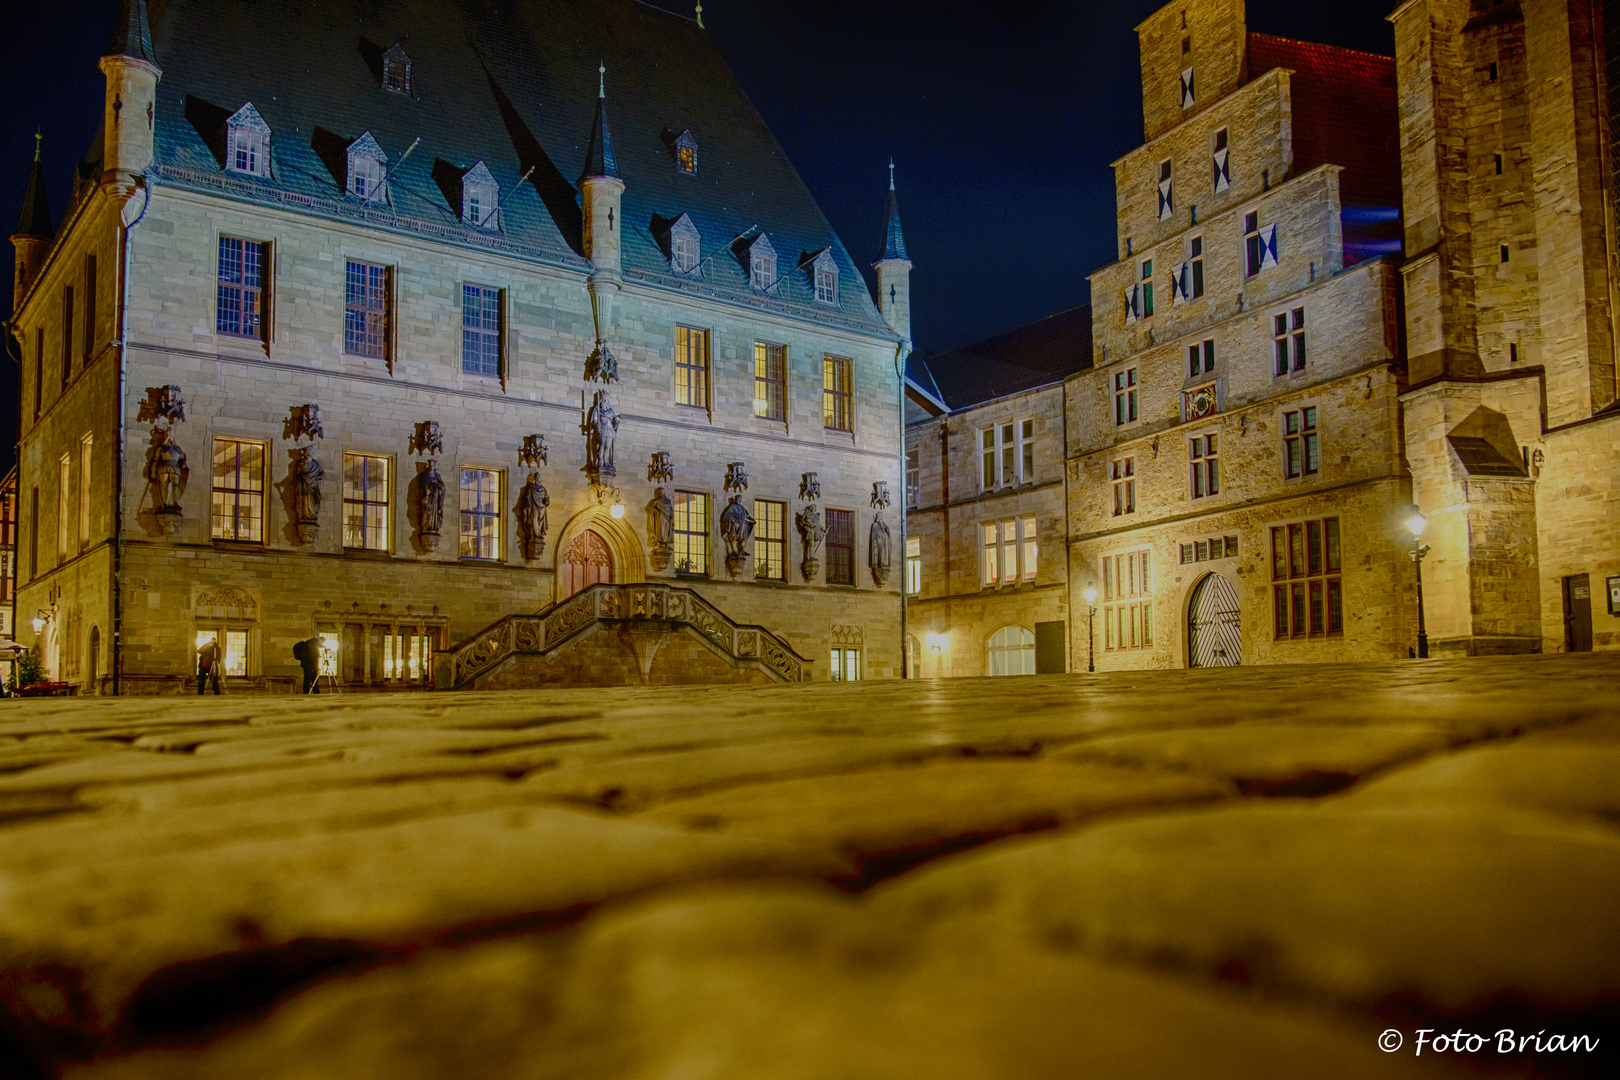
[460,556,505,565]
[675,571,709,581]
[212,538,266,551]
[344,548,393,560]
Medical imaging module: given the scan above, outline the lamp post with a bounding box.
[1404,507,1430,659]
[1083,582,1098,673]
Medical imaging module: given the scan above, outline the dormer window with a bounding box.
[675,130,698,175]
[383,44,412,95]
[461,161,499,229]
[347,132,389,202]
[810,249,839,305]
[670,213,701,274]
[225,103,271,178]
[748,234,777,291]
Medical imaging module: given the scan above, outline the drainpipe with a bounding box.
[112,177,153,696]
[894,339,909,676]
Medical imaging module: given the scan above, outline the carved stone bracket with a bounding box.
[647,451,674,483]
[138,385,186,427]
[286,403,324,443]
[799,471,821,503]
[409,420,443,457]
[519,434,549,469]
[584,341,619,385]
[870,480,891,510]
[724,461,748,494]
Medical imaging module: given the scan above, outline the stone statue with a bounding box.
[796,502,825,582]
[418,459,446,543]
[648,486,674,570]
[292,447,324,543]
[584,389,620,480]
[516,472,551,561]
[721,494,755,577]
[147,428,188,511]
[869,513,892,587]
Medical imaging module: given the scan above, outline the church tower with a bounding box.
[99,0,162,198]
[10,136,53,310]
[580,63,624,347]
[874,162,912,345]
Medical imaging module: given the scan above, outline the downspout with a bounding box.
[1062,376,1074,672]
[894,340,909,676]
[112,177,153,696]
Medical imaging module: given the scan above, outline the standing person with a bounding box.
[196,636,221,695]
[294,636,323,694]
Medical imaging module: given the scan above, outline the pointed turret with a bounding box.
[580,62,626,346]
[98,0,162,198]
[11,135,54,310]
[874,161,913,343]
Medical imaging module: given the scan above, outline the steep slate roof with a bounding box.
[144,0,890,338]
[580,82,621,182]
[107,0,158,66]
[913,304,1093,413]
[1246,33,1401,262]
[879,186,908,263]
[13,148,53,239]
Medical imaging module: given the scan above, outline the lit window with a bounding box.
[344,260,390,358]
[383,44,411,95]
[753,342,785,420]
[754,499,786,581]
[216,237,266,340]
[342,453,390,551]
[225,103,271,178]
[1022,517,1037,581]
[462,284,502,377]
[982,520,1032,587]
[825,509,854,585]
[1181,536,1239,564]
[211,438,265,542]
[674,130,698,175]
[905,445,919,508]
[1283,407,1320,478]
[1102,549,1153,652]
[823,356,853,431]
[57,456,70,562]
[196,628,250,677]
[829,647,861,681]
[1111,456,1135,516]
[979,419,1033,490]
[905,534,920,595]
[1190,434,1220,498]
[1273,308,1306,375]
[1272,519,1343,638]
[459,468,502,560]
[987,625,1035,676]
[675,325,709,408]
[673,491,708,575]
[1113,368,1138,425]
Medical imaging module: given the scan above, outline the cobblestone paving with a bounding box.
[1,655,1616,1078]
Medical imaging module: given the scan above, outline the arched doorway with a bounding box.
[560,529,615,599]
[1188,572,1241,668]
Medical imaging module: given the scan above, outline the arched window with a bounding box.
[987,625,1035,676]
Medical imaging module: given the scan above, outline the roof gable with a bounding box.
[227,102,271,135]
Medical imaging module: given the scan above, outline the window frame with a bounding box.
[672,490,709,576]
[1113,367,1139,426]
[1187,337,1215,378]
[753,498,786,582]
[1111,455,1136,516]
[77,435,92,550]
[1212,128,1230,193]
[829,647,862,681]
[57,454,70,562]
[1157,159,1174,221]
[825,508,855,586]
[1190,234,1205,298]
[1282,405,1320,480]
[1140,258,1155,317]
[1101,548,1153,652]
[1271,517,1343,640]
[210,436,267,544]
[461,282,503,378]
[674,325,710,409]
[986,625,1036,676]
[823,355,854,432]
[217,235,268,343]
[459,467,503,561]
[905,444,919,508]
[1189,432,1220,499]
[981,517,1036,587]
[905,534,921,595]
[753,341,786,421]
[342,451,392,552]
[344,259,392,360]
[1272,306,1307,376]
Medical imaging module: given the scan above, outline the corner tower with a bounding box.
[874,161,912,345]
[99,0,162,197]
[580,63,625,347]
[10,135,53,309]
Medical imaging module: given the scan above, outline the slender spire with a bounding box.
[106,0,157,65]
[581,62,621,181]
[880,162,908,262]
[696,3,705,29]
[15,133,54,240]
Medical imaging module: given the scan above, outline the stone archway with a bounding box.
[550,506,646,606]
[1188,572,1241,668]
[560,529,615,599]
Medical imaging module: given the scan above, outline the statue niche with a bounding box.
[290,446,324,544]
[721,495,755,578]
[145,427,189,536]
[416,459,446,551]
[516,471,551,562]
[582,389,620,484]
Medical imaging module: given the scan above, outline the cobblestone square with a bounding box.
[0,654,1615,1077]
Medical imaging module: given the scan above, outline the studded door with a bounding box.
[1188,572,1241,668]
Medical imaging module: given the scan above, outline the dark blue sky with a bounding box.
[0,0,1398,468]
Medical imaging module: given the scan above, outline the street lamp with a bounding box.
[1405,506,1430,659]
[1083,582,1098,673]
[925,632,947,677]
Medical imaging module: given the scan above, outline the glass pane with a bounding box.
[1271,525,1289,578]
[1327,579,1343,633]
[1291,583,1306,637]
[1275,585,1289,638]
[1307,520,1323,575]
[1309,581,1325,635]
[1325,518,1341,572]
[1288,523,1304,578]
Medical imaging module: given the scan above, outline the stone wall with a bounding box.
[1537,412,1620,650]
[1136,0,1247,143]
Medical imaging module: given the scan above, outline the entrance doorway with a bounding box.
[561,529,615,599]
[1188,572,1241,668]
[1563,574,1593,652]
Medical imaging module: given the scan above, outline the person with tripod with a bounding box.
[196,637,222,695]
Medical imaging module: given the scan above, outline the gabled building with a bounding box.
[1066,0,1416,669]
[8,0,906,693]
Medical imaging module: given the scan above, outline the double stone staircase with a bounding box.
[435,581,811,690]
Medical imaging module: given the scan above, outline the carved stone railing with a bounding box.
[437,582,811,689]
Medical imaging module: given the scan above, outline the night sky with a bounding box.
[0,0,1398,473]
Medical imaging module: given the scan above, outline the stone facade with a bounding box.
[1393,0,1620,655]
[8,0,904,693]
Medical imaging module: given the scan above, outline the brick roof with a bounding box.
[1247,33,1402,263]
[913,305,1092,413]
[139,0,891,338]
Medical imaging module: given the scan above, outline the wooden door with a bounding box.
[1563,574,1593,652]
[561,530,615,600]
[1188,572,1241,668]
